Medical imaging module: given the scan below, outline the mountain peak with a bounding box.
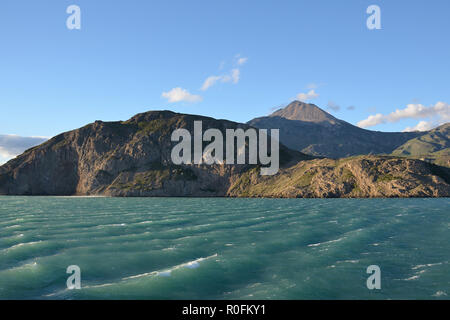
[270,101,339,124]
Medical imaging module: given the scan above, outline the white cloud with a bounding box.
[296,89,319,101]
[357,113,385,128]
[0,148,14,164]
[357,102,450,128]
[201,68,241,91]
[237,57,248,66]
[166,55,247,98]
[234,54,248,66]
[403,121,435,132]
[161,87,203,103]
[306,82,327,90]
[0,134,47,164]
[389,102,450,122]
[231,68,240,83]
[201,54,247,91]
[201,76,223,91]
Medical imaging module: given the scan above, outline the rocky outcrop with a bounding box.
[227,156,450,198]
[0,111,307,196]
[0,110,449,198]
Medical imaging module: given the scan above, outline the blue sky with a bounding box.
[0,0,449,163]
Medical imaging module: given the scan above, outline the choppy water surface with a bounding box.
[0,197,448,299]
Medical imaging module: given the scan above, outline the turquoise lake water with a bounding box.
[0,197,448,299]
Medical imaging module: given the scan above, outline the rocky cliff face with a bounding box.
[0,111,306,196]
[0,110,449,198]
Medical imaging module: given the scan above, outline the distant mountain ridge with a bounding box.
[393,123,449,155]
[0,109,449,197]
[392,123,450,167]
[249,101,424,159]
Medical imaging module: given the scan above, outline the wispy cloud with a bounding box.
[201,76,223,91]
[296,89,319,101]
[161,87,203,103]
[201,55,246,91]
[0,134,48,164]
[357,102,450,129]
[306,82,327,90]
[201,68,241,91]
[230,68,240,83]
[200,68,241,91]
[347,105,356,111]
[236,57,248,66]
[163,54,247,102]
[234,54,248,66]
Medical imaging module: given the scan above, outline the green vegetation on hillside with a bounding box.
[392,123,450,167]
